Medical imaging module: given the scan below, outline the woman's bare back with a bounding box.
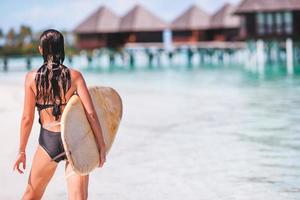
[30,67,79,132]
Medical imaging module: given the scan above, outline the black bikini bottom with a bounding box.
[38,126,66,163]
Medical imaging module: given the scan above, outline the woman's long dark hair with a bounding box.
[35,29,71,120]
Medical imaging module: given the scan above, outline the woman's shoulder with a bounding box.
[23,69,38,89]
[25,69,37,82]
[69,68,85,81]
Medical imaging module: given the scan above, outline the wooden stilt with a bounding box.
[286,38,294,75]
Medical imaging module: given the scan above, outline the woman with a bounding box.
[13,29,106,199]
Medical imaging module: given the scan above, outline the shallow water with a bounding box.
[88,65,300,199]
[2,63,300,199]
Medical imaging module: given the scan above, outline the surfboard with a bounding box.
[60,86,123,175]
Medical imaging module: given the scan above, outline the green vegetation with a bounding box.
[0,25,79,57]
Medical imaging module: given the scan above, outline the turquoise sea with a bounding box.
[2,56,300,199]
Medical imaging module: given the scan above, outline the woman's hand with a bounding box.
[13,153,26,174]
[98,143,106,168]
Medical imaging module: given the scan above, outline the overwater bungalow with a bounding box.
[73,6,121,49]
[171,5,210,43]
[206,3,241,41]
[235,0,300,72]
[235,0,300,40]
[74,4,167,49]
[119,4,167,44]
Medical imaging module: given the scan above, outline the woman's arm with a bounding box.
[75,71,106,167]
[14,72,35,173]
[19,72,35,153]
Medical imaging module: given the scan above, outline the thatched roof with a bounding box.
[119,4,167,32]
[74,6,120,33]
[235,0,300,14]
[210,3,240,29]
[171,4,210,30]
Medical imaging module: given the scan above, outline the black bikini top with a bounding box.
[35,102,67,124]
[35,91,77,125]
[35,102,67,111]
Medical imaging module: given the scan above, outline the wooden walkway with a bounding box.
[125,41,246,50]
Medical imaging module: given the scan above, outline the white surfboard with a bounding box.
[60,86,123,175]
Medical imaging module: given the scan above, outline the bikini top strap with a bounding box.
[35,102,67,111]
[35,90,77,124]
[35,102,67,125]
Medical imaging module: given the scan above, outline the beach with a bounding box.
[0,68,300,200]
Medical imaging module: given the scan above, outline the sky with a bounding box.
[0,0,241,33]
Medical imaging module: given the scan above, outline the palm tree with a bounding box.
[19,25,32,45]
[0,29,3,47]
[6,28,16,46]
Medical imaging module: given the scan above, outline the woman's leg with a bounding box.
[65,162,89,200]
[22,145,58,200]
